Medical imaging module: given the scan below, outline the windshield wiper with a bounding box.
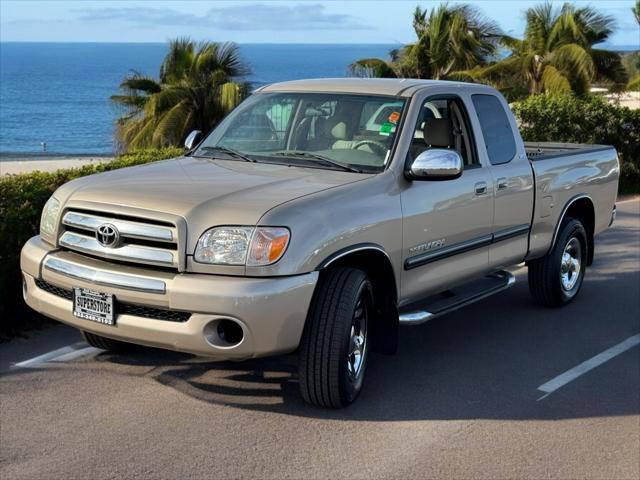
[198,146,256,163]
[272,151,363,173]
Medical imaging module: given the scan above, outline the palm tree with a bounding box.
[634,0,640,25]
[482,2,627,97]
[112,38,250,151]
[349,3,502,80]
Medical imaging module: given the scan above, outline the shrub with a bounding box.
[0,147,183,340]
[512,94,640,193]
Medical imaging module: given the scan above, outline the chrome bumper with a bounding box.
[21,236,318,359]
[43,256,166,294]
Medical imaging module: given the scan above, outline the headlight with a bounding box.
[40,196,61,243]
[194,226,290,266]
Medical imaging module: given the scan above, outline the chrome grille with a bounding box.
[60,211,178,269]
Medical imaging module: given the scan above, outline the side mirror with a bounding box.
[408,149,462,180]
[184,130,203,150]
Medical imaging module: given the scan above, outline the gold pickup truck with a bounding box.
[21,79,619,408]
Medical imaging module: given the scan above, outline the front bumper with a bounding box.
[21,236,318,359]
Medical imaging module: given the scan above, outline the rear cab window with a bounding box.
[471,94,516,165]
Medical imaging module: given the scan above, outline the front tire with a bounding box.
[528,218,588,307]
[298,268,373,408]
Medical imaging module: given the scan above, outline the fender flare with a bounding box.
[547,193,594,255]
[315,242,392,270]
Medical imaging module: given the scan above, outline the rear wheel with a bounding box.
[81,331,131,351]
[298,268,373,408]
[528,218,588,307]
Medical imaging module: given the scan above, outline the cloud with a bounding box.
[74,3,372,31]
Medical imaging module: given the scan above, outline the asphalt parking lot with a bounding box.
[1,199,638,480]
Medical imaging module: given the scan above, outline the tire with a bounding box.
[81,330,131,351]
[528,218,588,307]
[298,267,373,408]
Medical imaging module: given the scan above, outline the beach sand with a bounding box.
[0,156,115,176]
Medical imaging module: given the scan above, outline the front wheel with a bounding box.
[298,268,373,408]
[528,218,588,307]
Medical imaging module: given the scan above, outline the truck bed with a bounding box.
[525,141,618,260]
[524,142,612,161]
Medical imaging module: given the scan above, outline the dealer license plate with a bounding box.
[73,287,115,326]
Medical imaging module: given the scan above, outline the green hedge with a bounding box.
[512,94,640,193]
[0,147,183,340]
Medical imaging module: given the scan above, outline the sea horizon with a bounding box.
[2,41,638,51]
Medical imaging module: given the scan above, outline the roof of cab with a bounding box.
[256,78,488,97]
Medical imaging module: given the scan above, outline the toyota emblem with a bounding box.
[96,223,120,248]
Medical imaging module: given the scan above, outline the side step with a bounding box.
[398,270,515,326]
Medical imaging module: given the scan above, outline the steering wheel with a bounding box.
[351,139,388,157]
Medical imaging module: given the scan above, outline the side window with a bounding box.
[471,94,516,165]
[408,98,478,167]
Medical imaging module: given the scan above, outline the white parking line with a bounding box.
[50,347,102,363]
[14,343,101,369]
[537,333,640,400]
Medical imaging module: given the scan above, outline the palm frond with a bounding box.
[547,4,587,49]
[551,43,595,80]
[218,82,244,115]
[127,116,159,150]
[525,2,556,53]
[119,74,162,94]
[152,100,193,147]
[574,6,616,45]
[540,65,571,93]
[160,38,195,84]
[109,95,147,110]
[193,42,250,82]
[143,87,191,117]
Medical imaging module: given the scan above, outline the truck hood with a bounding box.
[62,156,368,226]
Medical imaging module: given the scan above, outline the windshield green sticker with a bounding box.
[379,122,394,136]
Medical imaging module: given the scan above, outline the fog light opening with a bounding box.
[204,319,245,348]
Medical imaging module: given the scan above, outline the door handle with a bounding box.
[474,182,487,195]
[497,178,508,190]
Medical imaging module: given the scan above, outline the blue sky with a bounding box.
[1,1,638,46]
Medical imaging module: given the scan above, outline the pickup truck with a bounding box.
[21,79,619,408]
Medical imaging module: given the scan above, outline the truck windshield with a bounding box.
[196,93,406,173]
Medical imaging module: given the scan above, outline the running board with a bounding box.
[398,270,515,326]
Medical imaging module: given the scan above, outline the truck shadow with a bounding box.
[97,264,639,421]
[76,219,640,421]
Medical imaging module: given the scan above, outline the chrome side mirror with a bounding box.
[408,149,462,180]
[184,130,203,150]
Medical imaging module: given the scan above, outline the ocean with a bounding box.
[0,43,397,156]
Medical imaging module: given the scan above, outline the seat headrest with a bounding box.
[330,121,348,140]
[423,118,453,148]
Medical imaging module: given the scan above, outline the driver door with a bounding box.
[400,94,494,304]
